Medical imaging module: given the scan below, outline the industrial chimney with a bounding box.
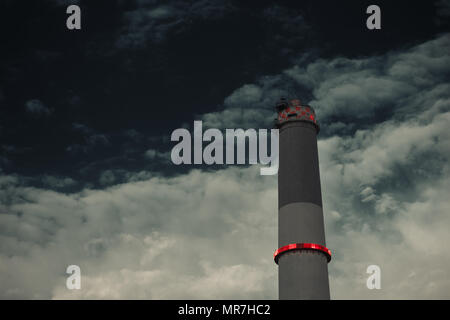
[274,98,331,300]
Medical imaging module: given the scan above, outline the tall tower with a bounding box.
[274,98,331,300]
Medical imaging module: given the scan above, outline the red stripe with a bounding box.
[274,243,332,264]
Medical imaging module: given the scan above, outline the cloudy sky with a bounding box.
[0,0,450,299]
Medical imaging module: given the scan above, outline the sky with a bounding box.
[0,0,450,299]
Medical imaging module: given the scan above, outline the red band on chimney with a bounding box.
[274,243,332,264]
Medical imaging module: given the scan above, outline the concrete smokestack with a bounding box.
[274,98,331,300]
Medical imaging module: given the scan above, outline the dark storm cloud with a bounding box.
[202,34,450,134]
[3,0,446,183]
[1,0,311,183]
[115,0,236,48]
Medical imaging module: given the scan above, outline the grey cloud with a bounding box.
[116,6,180,47]
[144,148,170,161]
[0,167,277,299]
[200,77,290,129]
[25,99,52,116]
[67,124,110,154]
[124,129,142,140]
[1,108,450,298]
[72,123,93,135]
[189,34,450,299]
[224,84,264,108]
[147,6,174,19]
[201,107,273,130]
[291,35,450,125]
[116,0,236,48]
[99,170,116,186]
[86,134,109,146]
[317,107,450,298]
[41,176,77,189]
[202,34,450,134]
